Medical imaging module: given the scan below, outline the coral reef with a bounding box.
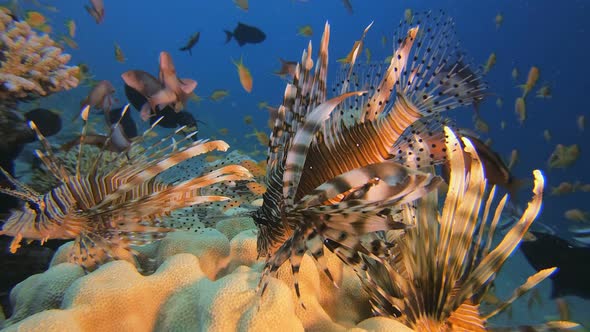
[0,10,79,109]
[1,227,414,332]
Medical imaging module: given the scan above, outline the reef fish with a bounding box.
[253,11,486,304]
[0,106,252,270]
[232,56,253,93]
[85,0,104,24]
[179,32,200,55]
[521,232,590,299]
[224,22,266,46]
[80,80,116,113]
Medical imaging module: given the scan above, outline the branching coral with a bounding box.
[0,10,79,108]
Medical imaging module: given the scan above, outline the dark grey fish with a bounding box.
[179,32,200,55]
[521,231,590,299]
[224,22,266,47]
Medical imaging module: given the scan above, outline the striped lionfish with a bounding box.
[252,11,486,298]
[0,105,252,270]
[359,127,578,331]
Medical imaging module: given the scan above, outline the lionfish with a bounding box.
[252,11,486,298]
[359,127,579,331]
[0,105,252,270]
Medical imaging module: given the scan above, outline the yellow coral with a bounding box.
[0,10,79,108]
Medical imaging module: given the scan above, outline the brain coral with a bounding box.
[2,225,413,332]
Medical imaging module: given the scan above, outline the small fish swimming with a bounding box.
[209,89,229,101]
[274,58,298,78]
[521,231,590,299]
[512,67,519,80]
[519,66,540,98]
[495,12,503,29]
[179,32,200,55]
[80,80,116,113]
[515,97,526,124]
[233,0,248,11]
[232,56,253,93]
[577,115,585,132]
[0,106,253,270]
[114,43,126,63]
[543,129,552,142]
[85,0,104,24]
[224,22,266,47]
[297,25,313,37]
[65,19,76,38]
[548,144,580,169]
[483,52,496,74]
[536,83,552,98]
[564,209,589,223]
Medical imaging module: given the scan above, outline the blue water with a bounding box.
[14,0,590,299]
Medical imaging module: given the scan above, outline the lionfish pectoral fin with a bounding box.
[68,232,136,271]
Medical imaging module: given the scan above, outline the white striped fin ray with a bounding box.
[91,140,231,212]
[298,11,485,200]
[28,121,70,181]
[258,160,441,304]
[88,104,131,175]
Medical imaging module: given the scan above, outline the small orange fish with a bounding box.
[548,144,579,169]
[495,12,503,29]
[65,19,76,38]
[59,35,79,49]
[297,25,313,37]
[232,56,253,93]
[551,182,576,196]
[85,0,105,24]
[218,128,229,135]
[512,67,518,81]
[535,83,551,98]
[577,115,585,132]
[25,11,46,27]
[114,43,126,63]
[244,115,253,125]
[515,97,526,124]
[507,149,518,170]
[274,58,298,78]
[210,89,229,101]
[519,66,540,98]
[404,8,413,24]
[233,0,248,11]
[564,209,588,223]
[483,52,496,74]
[246,129,269,146]
[474,115,489,133]
[543,129,551,142]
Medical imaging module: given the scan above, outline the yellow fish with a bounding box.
[65,19,76,38]
[114,43,126,63]
[210,89,229,101]
[244,115,253,125]
[511,67,518,81]
[233,0,248,11]
[543,129,551,142]
[548,144,579,169]
[535,83,551,98]
[25,10,46,27]
[338,21,373,64]
[495,12,503,29]
[483,52,496,74]
[59,35,79,49]
[577,115,585,132]
[232,56,253,93]
[515,97,526,124]
[519,66,540,98]
[551,182,576,196]
[404,8,413,24]
[564,209,589,223]
[257,101,269,109]
[297,25,313,37]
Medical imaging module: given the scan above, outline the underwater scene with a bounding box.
[0,0,588,330]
